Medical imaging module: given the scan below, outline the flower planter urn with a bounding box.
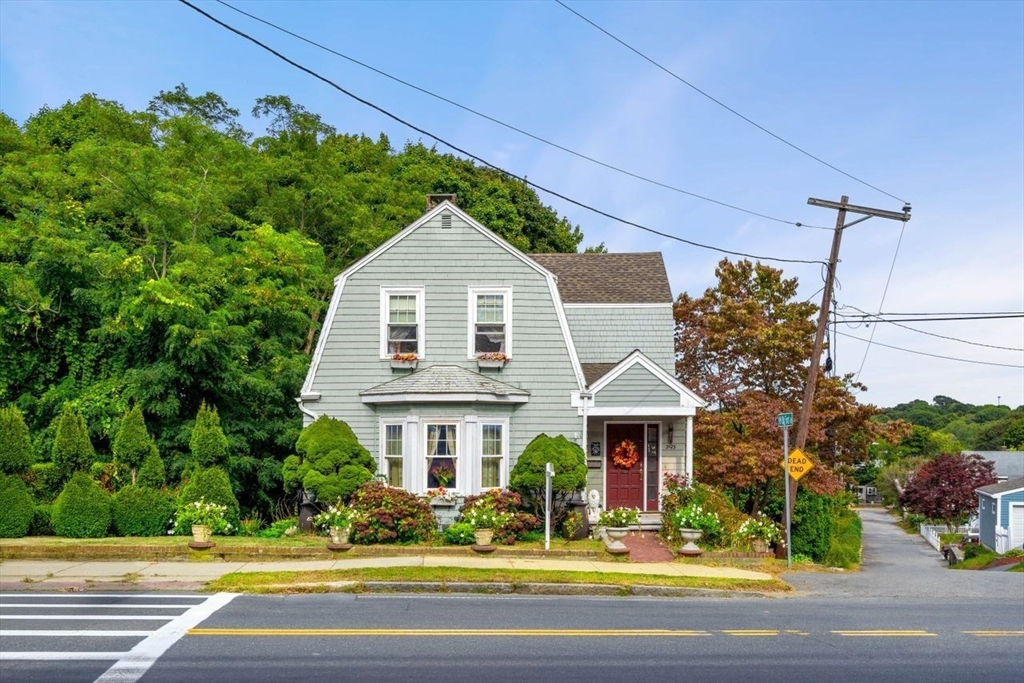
[191,524,212,544]
[330,526,351,545]
[473,528,494,546]
[751,539,769,554]
[677,528,703,557]
[604,526,629,543]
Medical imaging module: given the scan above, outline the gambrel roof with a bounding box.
[529,253,672,304]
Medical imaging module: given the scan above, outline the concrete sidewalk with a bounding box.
[0,555,772,591]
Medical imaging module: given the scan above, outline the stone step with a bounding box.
[638,512,663,531]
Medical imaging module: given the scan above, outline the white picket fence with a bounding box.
[919,523,973,551]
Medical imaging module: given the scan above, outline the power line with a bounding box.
[213,0,831,231]
[836,331,1024,369]
[835,313,1024,323]
[869,311,1024,316]
[555,0,908,204]
[854,220,907,380]
[178,0,826,267]
[838,304,1024,352]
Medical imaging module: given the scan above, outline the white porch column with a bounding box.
[685,415,694,482]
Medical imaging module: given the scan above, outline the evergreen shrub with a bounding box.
[443,522,475,545]
[0,474,35,537]
[349,481,436,544]
[113,485,174,536]
[51,472,112,538]
[0,405,35,475]
[137,453,167,489]
[26,463,63,503]
[176,467,239,534]
[30,504,54,536]
[509,434,587,520]
[823,507,862,569]
[51,403,95,482]
[189,402,229,469]
[791,490,837,563]
[282,416,376,502]
[113,406,158,484]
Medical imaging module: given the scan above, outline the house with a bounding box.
[976,477,1024,553]
[297,197,705,512]
[963,451,1024,482]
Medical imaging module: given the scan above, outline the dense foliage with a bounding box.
[112,406,158,484]
[879,396,1024,452]
[348,481,436,544]
[112,485,174,536]
[461,488,539,544]
[189,402,229,469]
[790,490,837,563]
[51,471,112,538]
[509,434,587,521]
[900,453,997,529]
[1,88,582,517]
[0,405,34,475]
[282,416,376,502]
[137,452,167,489]
[0,474,35,537]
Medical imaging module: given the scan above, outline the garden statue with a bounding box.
[586,489,602,525]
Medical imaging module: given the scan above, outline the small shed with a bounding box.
[976,476,1024,553]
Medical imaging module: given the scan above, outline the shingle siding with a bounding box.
[565,306,674,370]
[593,364,681,408]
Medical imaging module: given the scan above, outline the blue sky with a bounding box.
[2,0,1022,410]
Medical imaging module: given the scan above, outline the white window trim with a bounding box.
[479,419,509,491]
[467,286,512,359]
[380,286,425,359]
[423,420,462,493]
[379,420,406,489]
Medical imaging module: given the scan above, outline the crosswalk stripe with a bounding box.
[1,652,128,661]
[0,603,195,609]
[0,615,175,621]
[1,630,155,637]
[0,594,201,599]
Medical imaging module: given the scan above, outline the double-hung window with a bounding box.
[425,423,458,490]
[480,422,505,489]
[382,423,404,487]
[468,287,511,357]
[381,287,424,358]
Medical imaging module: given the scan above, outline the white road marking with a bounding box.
[1,615,175,620]
[1,630,154,637]
[0,603,196,609]
[93,592,237,683]
[0,593,202,599]
[1,652,128,661]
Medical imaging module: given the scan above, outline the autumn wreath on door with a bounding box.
[611,439,640,469]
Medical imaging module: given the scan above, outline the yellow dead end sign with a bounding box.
[782,449,814,480]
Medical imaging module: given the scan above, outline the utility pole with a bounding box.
[787,195,911,518]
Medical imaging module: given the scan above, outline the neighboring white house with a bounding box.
[297,198,705,510]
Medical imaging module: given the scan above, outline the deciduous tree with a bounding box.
[900,453,997,530]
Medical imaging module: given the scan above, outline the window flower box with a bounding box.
[390,353,418,370]
[475,352,509,369]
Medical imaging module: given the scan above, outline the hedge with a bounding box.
[0,474,35,538]
[113,485,175,537]
[176,466,239,534]
[51,472,112,538]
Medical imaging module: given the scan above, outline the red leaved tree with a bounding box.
[900,453,997,530]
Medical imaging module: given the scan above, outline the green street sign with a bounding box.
[777,412,793,427]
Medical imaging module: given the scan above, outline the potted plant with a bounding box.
[390,352,418,370]
[170,498,231,544]
[475,351,510,369]
[736,513,780,553]
[668,502,721,556]
[597,507,639,542]
[463,504,505,546]
[312,500,356,545]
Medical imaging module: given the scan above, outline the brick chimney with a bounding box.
[426,194,457,210]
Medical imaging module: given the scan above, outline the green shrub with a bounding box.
[113,406,159,484]
[51,403,95,482]
[0,405,35,476]
[137,452,167,489]
[25,463,63,503]
[0,474,35,537]
[189,401,229,469]
[51,472,112,538]
[29,504,53,536]
[258,518,298,538]
[238,514,264,537]
[509,434,587,521]
[176,467,239,534]
[282,416,376,502]
[791,490,837,563]
[443,522,476,545]
[823,508,862,569]
[112,485,174,536]
[91,460,128,493]
[964,543,992,560]
[350,481,436,544]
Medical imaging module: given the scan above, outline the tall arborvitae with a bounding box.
[189,401,229,469]
[51,403,95,482]
[112,406,158,485]
[0,406,35,476]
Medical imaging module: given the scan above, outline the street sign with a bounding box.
[777,413,793,427]
[783,449,814,480]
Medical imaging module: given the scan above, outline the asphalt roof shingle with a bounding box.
[529,252,672,304]
[976,476,1024,496]
[359,365,530,398]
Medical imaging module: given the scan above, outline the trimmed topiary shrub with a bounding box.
[113,406,159,485]
[51,472,112,538]
[51,403,95,483]
[29,504,54,536]
[189,401,229,469]
[349,481,436,544]
[0,474,35,537]
[137,452,167,489]
[510,434,587,521]
[176,466,239,534]
[25,463,64,503]
[282,416,376,502]
[791,490,837,563]
[0,405,35,476]
[113,485,175,537]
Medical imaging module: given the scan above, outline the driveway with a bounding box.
[782,507,1024,599]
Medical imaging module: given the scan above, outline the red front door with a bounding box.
[606,424,645,510]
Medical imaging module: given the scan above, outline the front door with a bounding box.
[606,423,644,510]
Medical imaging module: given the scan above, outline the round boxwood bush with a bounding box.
[175,466,239,534]
[29,504,54,536]
[443,522,476,545]
[0,474,35,538]
[51,472,112,538]
[113,485,174,537]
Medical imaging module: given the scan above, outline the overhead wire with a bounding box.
[836,332,1024,369]
[837,304,1024,352]
[854,220,908,380]
[178,0,826,267]
[555,0,908,205]
[835,313,1024,323]
[213,0,831,231]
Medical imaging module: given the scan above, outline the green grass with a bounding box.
[206,565,788,594]
[1009,562,1024,572]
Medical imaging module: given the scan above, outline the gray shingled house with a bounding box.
[297,199,705,511]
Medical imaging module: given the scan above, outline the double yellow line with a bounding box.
[189,628,712,637]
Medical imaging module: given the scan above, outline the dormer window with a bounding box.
[468,287,512,358]
[381,287,424,358]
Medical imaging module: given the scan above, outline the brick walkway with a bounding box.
[621,531,675,562]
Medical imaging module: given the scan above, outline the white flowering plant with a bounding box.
[668,502,723,545]
[312,501,356,532]
[462,504,508,530]
[597,507,640,528]
[736,513,781,544]
[169,498,231,535]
